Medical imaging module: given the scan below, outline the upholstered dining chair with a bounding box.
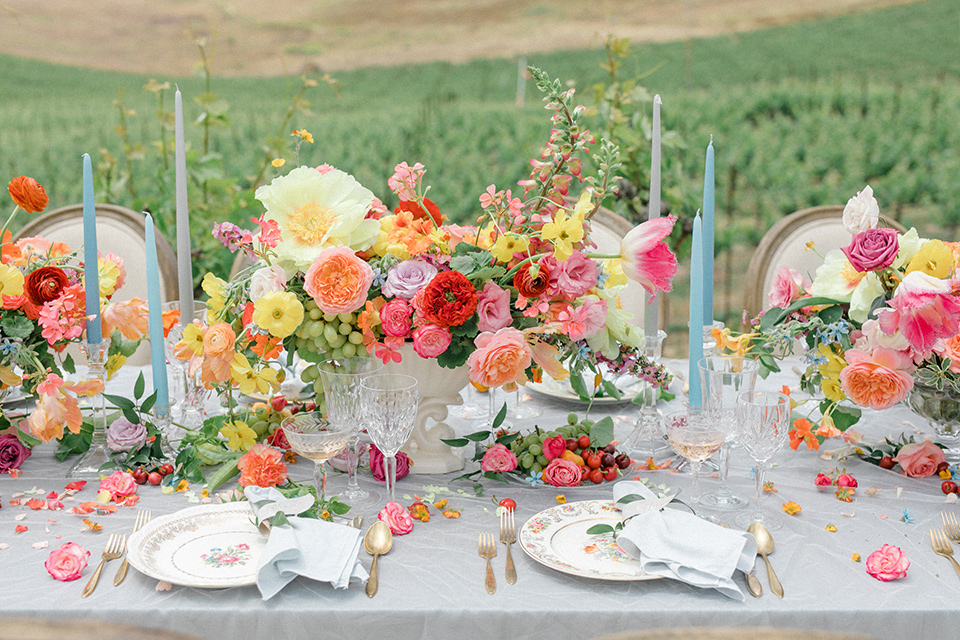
[0,617,206,640]
[13,203,179,366]
[742,205,907,319]
[591,627,878,640]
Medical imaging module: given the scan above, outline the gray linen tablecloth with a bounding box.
[1,362,958,640]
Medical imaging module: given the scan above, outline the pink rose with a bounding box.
[480,443,518,473]
[839,348,914,410]
[98,470,138,501]
[380,298,413,338]
[412,323,452,358]
[378,500,414,535]
[0,433,30,472]
[865,544,909,581]
[476,282,512,333]
[369,444,410,484]
[893,441,946,478]
[558,299,607,341]
[556,251,599,299]
[44,542,90,581]
[466,327,533,390]
[542,458,582,487]
[841,228,899,273]
[814,473,833,490]
[768,266,809,309]
[542,435,567,462]
[303,246,374,315]
[836,473,858,488]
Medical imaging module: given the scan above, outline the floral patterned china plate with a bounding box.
[519,499,660,581]
[126,503,266,588]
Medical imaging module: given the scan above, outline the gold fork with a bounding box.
[942,512,960,542]
[114,510,151,586]
[478,532,497,595]
[500,509,517,585]
[81,533,126,598]
[930,528,960,580]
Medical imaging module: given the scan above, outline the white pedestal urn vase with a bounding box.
[384,343,470,473]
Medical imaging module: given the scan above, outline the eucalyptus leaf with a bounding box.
[586,524,615,535]
[441,438,470,447]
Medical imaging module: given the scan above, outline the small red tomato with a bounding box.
[587,454,602,469]
[498,498,517,512]
[577,435,591,449]
[588,468,604,484]
[604,467,618,482]
[878,455,895,470]
[131,468,148,485]
[158,464,174,477]
[147,471,162,486]
[942,481,958,495]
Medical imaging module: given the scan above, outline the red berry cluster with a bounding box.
[131,463,174,487]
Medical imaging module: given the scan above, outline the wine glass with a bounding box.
[360,374,418,503]
[281,413,354,502]
[698,355,759,510]
[734,391,791,531]
[162,301,209,431]
[663,409,725,505]
[319,356,383,504]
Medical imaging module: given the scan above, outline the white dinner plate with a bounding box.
[126,502,266,588]
[519,499,660,581]
[527,375,645,405]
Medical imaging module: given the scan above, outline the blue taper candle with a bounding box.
[144,212,169,411]
[81,153,102,344]
[687,213,704,408]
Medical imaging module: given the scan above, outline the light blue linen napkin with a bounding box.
[612,481,757,600]
[244,486,368,600]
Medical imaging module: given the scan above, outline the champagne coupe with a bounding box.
[664,409,725,504]
[698,355,759,510]
[281,413,354,502]
[734,391,791,531]
[319,356,383,504]
[360,374,419,503]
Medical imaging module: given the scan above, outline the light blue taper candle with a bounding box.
[144,212,169,411]
[81,153,102,344]
[687,214,704,408]
[702,136,715,326]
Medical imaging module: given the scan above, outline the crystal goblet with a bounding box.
[734,391,791,531]
[281,413,354,502]
[360,374,418,503]
[663,409,725,505]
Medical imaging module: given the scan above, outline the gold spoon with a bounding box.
[364,521,393,598]
[748,522,783,598]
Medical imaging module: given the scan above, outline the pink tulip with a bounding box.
[878,271,960,357]
[619,215,678,301]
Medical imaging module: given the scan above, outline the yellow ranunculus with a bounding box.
[905,239,954,279]
[252,291,304,339]
[220,420,258,451]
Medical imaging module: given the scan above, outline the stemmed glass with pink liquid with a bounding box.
[281,413,354,502]
[663,409,725,505]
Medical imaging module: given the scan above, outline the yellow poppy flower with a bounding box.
[540,206,584,262]
[490,232,529,263]
[601,258,627,287]
[906,239,953,279]
[252,291,304,339]
[231,353,281,396]
[0,263,24,298]
[220,420,257,451]
[202,272,228,324]
[177,322,206,358]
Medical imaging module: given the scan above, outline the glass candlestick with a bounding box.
[68,342,111,478]
[622,330,670,462]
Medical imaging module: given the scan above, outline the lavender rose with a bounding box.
[841,228,899,273]
[0,433,31,472]
[106,417,147,452]
[382,259,437,300]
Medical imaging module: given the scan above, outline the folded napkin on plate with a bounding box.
[244,486,368,600]
[612,481,757,601]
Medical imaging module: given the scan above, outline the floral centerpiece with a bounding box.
[727,185,960,472]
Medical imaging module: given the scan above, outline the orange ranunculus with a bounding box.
[8,176,48,214]
[202,322,236,358]
[839,348,914,410]
[303,246,373,315]
[237,444,288,488]
[466,327,533,391]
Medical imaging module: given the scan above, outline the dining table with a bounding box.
[0,360,957,640]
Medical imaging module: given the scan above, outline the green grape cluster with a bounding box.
[294,300,366,394]
[507,413,590,476]
[246,404,292,439]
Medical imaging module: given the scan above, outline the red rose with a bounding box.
[513,261,552,298]
[267,426,291,450]
[8,176,48,214]
[542,458,582,487]
[417,270,478,328]
[395,197,443,227]
[542,435,567,462]
[25,266,69,306]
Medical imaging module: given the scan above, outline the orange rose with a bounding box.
[935,333,960,374]
[839,348,914,410]
[303,246,373,315]
[203,322,236,358]
[237,444,288,487]
[466,327,533,391]
[8,176,48,214]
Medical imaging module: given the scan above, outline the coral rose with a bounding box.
[25,266,68,307]
[513,261,552,299]
[44,542,89,581]
[865,544,909,581]
[893,440,945,478]
[935,332,960,374]
[841,228,899,273]
[304,245,374,315]
[466,327,533,390]
[98,470,138,501]
[237,444,289,487]
[542,458,582,487]
[480,443,518,473]
[203,322,237,358]
[838,348,914,410]
[378,500,414,535]
[412,323,452,358]
[417,270,478,328]
[8,176,49,214]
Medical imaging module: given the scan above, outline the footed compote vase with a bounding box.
[906,381,960,465]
